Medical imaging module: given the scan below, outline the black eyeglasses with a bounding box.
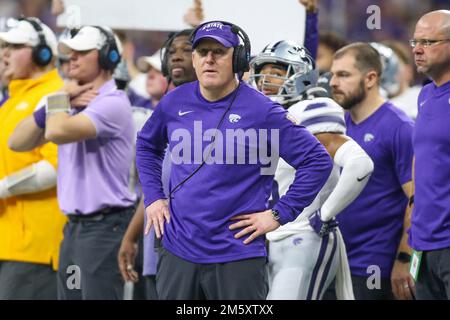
[409,39,450,48]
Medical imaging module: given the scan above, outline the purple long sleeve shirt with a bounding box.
[136,81,332,263]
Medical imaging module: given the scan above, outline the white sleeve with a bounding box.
[34,95,47,111]
[0,160,57,199]
[320,139,374,221]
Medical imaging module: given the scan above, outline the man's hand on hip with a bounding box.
[229,210,280,244]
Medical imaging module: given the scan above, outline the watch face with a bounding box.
[272,210,280,220]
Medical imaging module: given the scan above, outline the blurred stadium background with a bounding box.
[0,0,447,54]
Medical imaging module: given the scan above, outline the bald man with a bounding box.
[409,10,450,300]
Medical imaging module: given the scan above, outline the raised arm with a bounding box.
[300,0,319,59]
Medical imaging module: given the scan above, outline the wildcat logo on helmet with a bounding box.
[288,46,306,58]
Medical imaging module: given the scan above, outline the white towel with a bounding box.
[335,229,355,300]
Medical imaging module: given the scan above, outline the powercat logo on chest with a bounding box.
[228,114,241,123]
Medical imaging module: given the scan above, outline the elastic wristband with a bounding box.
[45,92,71,116]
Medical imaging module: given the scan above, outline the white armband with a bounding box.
[0,160,57,199]
[320,139,374,221]
[45,92,71,116]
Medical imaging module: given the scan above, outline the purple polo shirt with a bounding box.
[337,102,414,278]
[57,79,136,214]
[410,80,450,251]
[136,81,332,264]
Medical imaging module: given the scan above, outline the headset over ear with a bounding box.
[229,24,251,75]
[160,32,174,78]
[19,17,53,67]
[189,21,251,77]
[93,26,121,71]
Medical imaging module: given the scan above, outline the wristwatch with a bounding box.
[396,252,412,263]
[271,209,280,222]
[408,195,414,207]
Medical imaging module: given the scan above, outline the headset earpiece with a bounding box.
[20,17,53,67]
[161,34,174,78]
[94,26,121,71]
[33,43,52,67]
[233,44,249,74]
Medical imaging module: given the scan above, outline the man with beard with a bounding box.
[161,29,197,87]
[329,43,415,300]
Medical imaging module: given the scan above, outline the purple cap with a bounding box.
[192,21,240,48]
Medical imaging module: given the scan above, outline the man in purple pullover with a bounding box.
[136,21,333,300]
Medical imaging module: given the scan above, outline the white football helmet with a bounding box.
[370,42,401,98]
[249,40,318,106]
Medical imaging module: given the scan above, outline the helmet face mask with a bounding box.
[256,71,287,96]
[249,40,316,106]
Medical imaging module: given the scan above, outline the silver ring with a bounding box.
[403,284,409,289]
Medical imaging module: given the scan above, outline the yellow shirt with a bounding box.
[0,69,67,270]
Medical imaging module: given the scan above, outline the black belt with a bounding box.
[68,206,134,223]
